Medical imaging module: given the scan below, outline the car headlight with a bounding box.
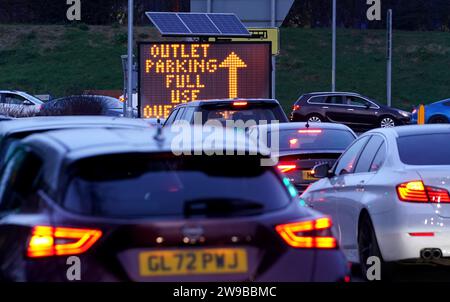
[398,110,410,117]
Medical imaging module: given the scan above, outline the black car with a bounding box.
[164,99,289,127]
[249,122,357,193]
[41,95,131,117]
[290,92,411,131]
[0,127,348,282]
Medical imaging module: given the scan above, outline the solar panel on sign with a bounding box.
[208,14,250,36]
[146,12,251,37]
[178,13,220,35]
[146,12,190,35]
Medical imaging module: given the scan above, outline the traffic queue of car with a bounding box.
[0,91,448,282]
[0,112,348,282]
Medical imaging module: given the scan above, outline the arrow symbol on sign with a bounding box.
[219,52,247,99]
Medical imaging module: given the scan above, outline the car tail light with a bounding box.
[293,105,300,111]
[276,217,337,249]
[298,129,322,134]
[233,101,248,107]
[289,138,298,145]
[397,181,428,202]
[27,226,102,258]
[119,96,125,103]
[427,186,450,203]
[412,108,417,114]
[277,163,297,173]
[397,180,450,203]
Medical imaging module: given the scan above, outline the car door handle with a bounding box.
[347,108,355,111]
[356,181,365,190]
[322,106,329,109]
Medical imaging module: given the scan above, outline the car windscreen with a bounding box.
[397,133,450,165]
[18,92,44,104]
[274,129,355,151]
[102,97,123,109]
[200,103,288,125]
[63,154,291,218]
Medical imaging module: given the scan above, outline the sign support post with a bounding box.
[332,0,336,92]
[387,9,393,107]
[126,0,134,117]
[271,0,276,98]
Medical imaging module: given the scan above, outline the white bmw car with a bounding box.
[0,90,43,111]
[300,125,450,276]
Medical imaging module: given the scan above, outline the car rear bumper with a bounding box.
[375,228,450,263]
[20,248,348,282]
[290,111,309,122]
[372,205,450,263]
[256,249,348,282]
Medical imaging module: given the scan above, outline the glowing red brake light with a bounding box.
[397,181,428,202]
[233,101,248,107]
[298,129,322,134]
[289,138,298,145]
[427,186,450,203]
[276,217,337,249]
[277,163,297,173]
[397,181,450,203]
[27,226,102,258]
[293,105,300,111]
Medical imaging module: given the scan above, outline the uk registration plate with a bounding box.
[302,170,318,181]
[139,248,248,277]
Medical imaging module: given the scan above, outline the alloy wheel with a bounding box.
[380,117,395,128]
[308,116,322,123]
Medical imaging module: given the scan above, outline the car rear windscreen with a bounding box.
[200,103,288,124]
[63,154,291,218]
[275,129,355,151]
[398,133,450,165]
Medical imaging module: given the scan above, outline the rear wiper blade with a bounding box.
[184,198,264,218]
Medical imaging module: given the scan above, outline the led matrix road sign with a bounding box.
[138,42,271,118]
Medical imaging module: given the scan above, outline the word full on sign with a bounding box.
[138,42,271,118]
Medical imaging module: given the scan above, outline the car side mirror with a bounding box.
[365,103,371,109]
[312,163,332,178]
[23,100,34,106]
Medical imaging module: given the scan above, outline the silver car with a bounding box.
[301,125,450,278]
[0,90,44,114]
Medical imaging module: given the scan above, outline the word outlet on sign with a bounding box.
[139,42,271,118]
